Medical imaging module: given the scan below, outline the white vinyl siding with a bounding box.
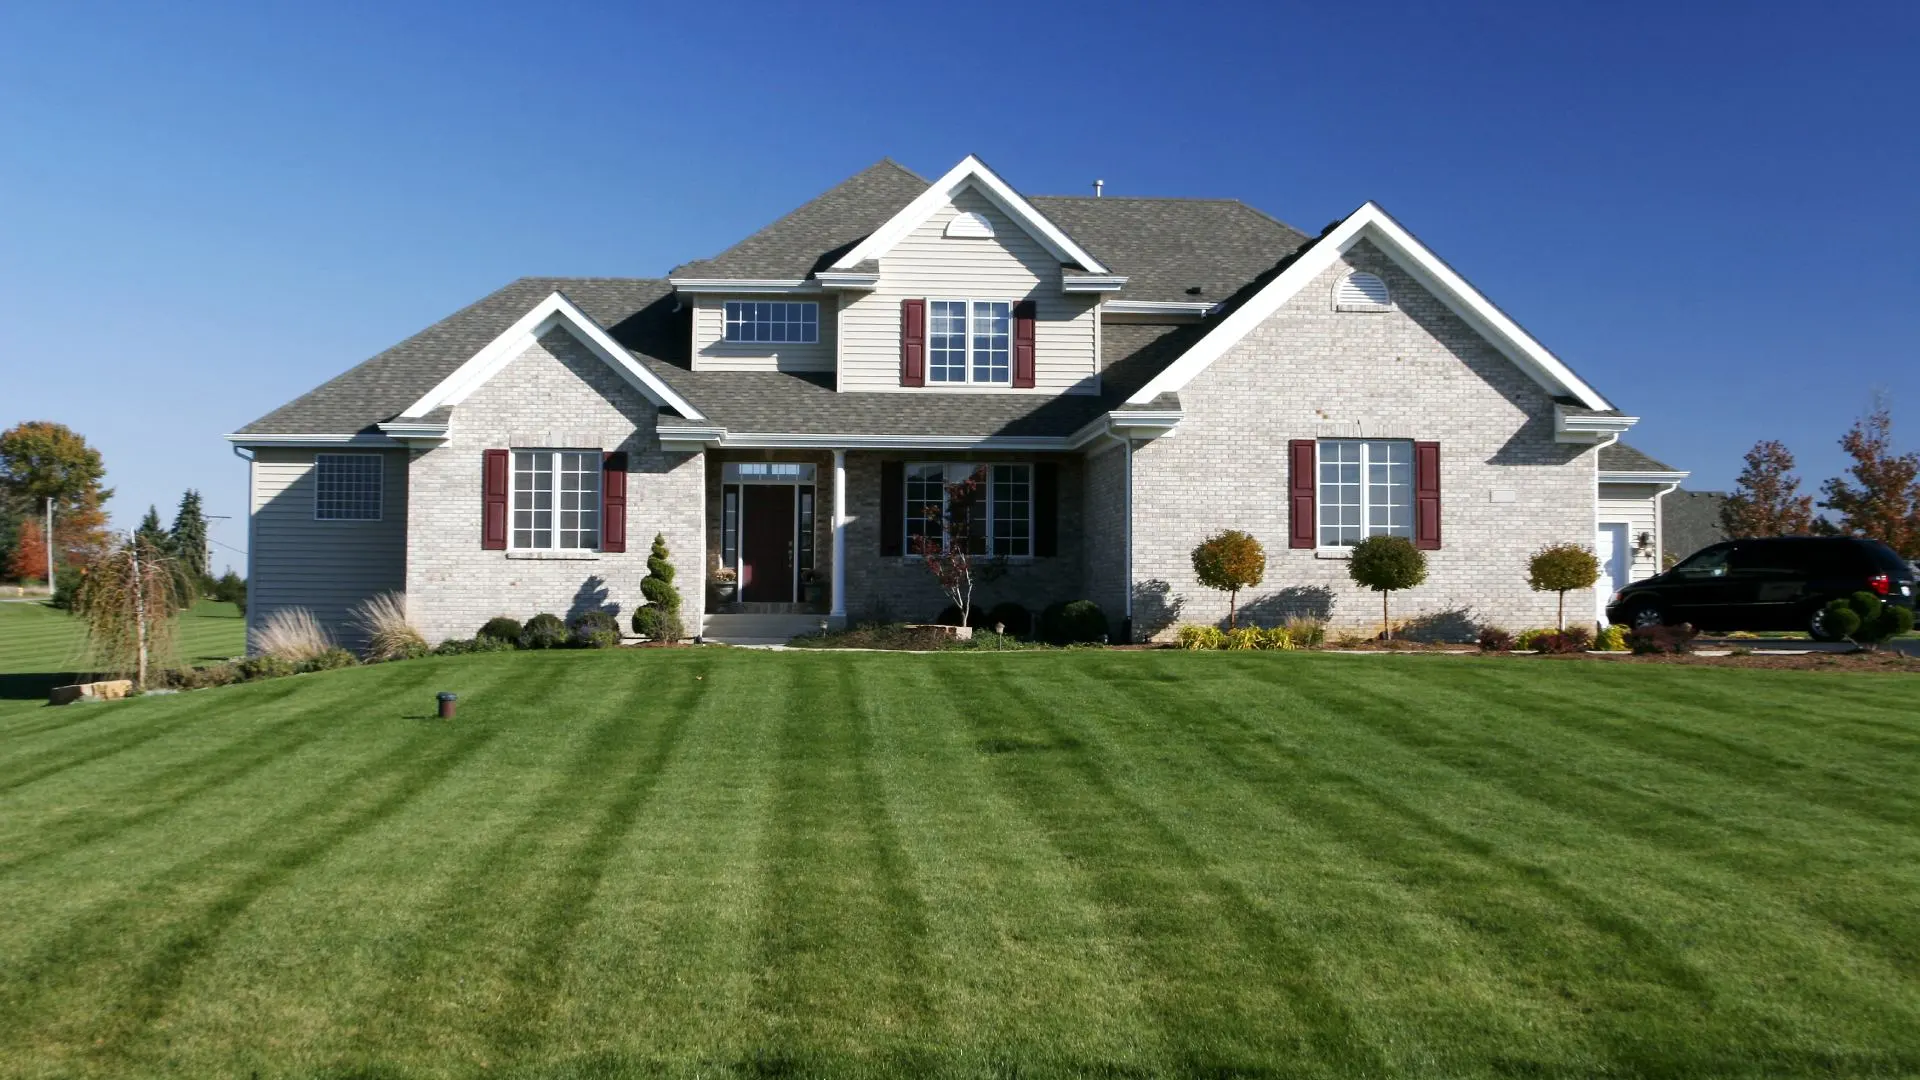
[837,187,1098,394]
[1599,481,1664,583]
[691,294,836,373]
[249,448,407,649]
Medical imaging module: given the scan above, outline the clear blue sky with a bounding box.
[4,0,1916,569]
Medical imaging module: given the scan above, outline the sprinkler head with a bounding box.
[436,691,458,720]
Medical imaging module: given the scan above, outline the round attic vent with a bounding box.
[1335,271,1391,311]
[944,211,995,239]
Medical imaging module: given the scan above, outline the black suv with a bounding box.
[1605,536,1915,639]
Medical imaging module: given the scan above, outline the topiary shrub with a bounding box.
[1223,626,1261,650]
[1628,623,1698,655]
[570,609,622,649]
[1822,591,1915,646]
[1041,600,1109,645]
[633,533,684,642]
[1177,624,1226,650]
[1257,626,1296,651]
[1532,626,1592,655]
[1528,543,1601,630]
[1346,535,1428,640]
[1191,529,1266,629]
[519,613,569,650]
[984,601,1032,637]
[477,617,523,645]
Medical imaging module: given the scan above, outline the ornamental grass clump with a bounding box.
[1346,535,1427,640]
[633,533,684,643]
[1224,626,1261,650]
[350,592,428,662]
[1283,615,1327,647]
[1177,625,1226,650]
[1528,543,1601,630]
[1191,530,1266,629]
[1258,626,1296,650]
[252,607,334,664]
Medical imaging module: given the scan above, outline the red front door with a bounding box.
[740,485,795,603]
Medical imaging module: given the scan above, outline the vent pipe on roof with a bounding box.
[1093,179,1103,198]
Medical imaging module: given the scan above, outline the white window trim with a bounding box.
[312,453,383,522]
[510,448,603,554]
[721,300,819,345]
[1315,439,1415,553]
[925,298,1013,386]
[902,462,1035,559]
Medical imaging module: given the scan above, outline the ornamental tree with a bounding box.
[633,533,683,642]
[6,516,48,583]
[1528,542,1601,630]
[0,420,113,562]
[1722,440,1815,539]
[1190,529,1266,629]
[72,532,192,689]
[911,468,1002,628]
[1820,402,1920,558]
[1346,535,1427,640]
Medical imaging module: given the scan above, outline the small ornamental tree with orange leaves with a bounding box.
[6,518,48,583]
[1191,529,1266,629]
[1722,440,1816,539]
[1820,403,1920,558]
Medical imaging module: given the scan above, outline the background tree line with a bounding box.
[1721,400,1920,558]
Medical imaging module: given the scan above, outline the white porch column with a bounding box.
[830,448,848,628]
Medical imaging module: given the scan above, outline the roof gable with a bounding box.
[1126,202,1617,413]
[670,160,927,281]
[830,156,1110,275]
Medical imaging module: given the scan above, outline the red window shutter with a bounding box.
[1414,441,1441,550]
[482,449,509,550]
[900,299,925,387]
[1288,439,1316,549]
[601,451,628,553]
[1013,300,1037,388]
[879,461,904,555]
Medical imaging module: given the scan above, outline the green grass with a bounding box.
[0,598,245,680]
[0,648,1916,1078]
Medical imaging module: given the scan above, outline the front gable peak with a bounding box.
[829,155,1112,276]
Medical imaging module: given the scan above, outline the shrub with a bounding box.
[934,604,991,629]
[570,609,623,649]
[1284,615,1327,648]
[1258,626,1296,651]
[163,663,240,690]
[1040,600,1108,645]
[1822,591,1915,646]
[1595,624,1628,652]
[519,613,569,650]
[49,565,85,611]
[1346,536,1428,639]
[984,601,1032,637]
[1513,627,1552,651]
[251,607,333,663]
[1224,626,1261,650]
[301,647,361,672]
[1528,543,1601,630]
[632,533,684,642]
[350,592,428,662]
[477,616,523,645]
[1177,624,1226,650]
[1190,530,1266,629]
[1629,623,1699,655]
[211,570,247,613]
[433,637,478,656]
[1533,625,1592,655]
[469,633,515,653]
[236,654,297,681]
[1478,626,1514,653]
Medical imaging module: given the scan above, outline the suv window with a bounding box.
[1729,541,1796,573]
[1673,544,1732,577]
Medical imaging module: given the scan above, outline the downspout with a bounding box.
[1651,480,1682,571]
[1100,424,1133,639]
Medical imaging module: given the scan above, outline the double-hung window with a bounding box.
[1318,439,1413,548]
[927,300,1011,384]
[314,454,382,520]
[903,463,1032,556]
[512,450,601,550]
[723,301,817,344]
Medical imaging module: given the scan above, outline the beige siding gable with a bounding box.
[692,294,836,373]
[248,448,408,650]
[838,186,1099,395]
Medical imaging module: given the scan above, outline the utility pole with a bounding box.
[129,533,148,690]
[205,514,233,587]
[44,496,54,592]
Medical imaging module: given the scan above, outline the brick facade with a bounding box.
[1128,241,1597,639]
[404,328,705,643]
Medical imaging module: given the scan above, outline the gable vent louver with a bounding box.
[944,211,995,239]
[1335,271,1391,311]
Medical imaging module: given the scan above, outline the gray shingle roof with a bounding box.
[669,160,927,280]
[1599,441,1680,473]
[1663,489,1729,562]
[1029,196,1308,304]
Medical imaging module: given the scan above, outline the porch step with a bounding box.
[701,613,828,646]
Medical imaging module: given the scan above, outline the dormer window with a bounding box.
[723,300,818,343]
[944,211,995,239]
[1335,271,1391,312]
[929,300,1011,383]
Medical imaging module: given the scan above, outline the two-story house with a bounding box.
[230,156,1685,645]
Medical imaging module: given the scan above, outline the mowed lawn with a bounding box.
[0,641,1916,1077]
[0,598,245,700]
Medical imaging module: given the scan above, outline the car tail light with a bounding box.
[1868,573,1891,596]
